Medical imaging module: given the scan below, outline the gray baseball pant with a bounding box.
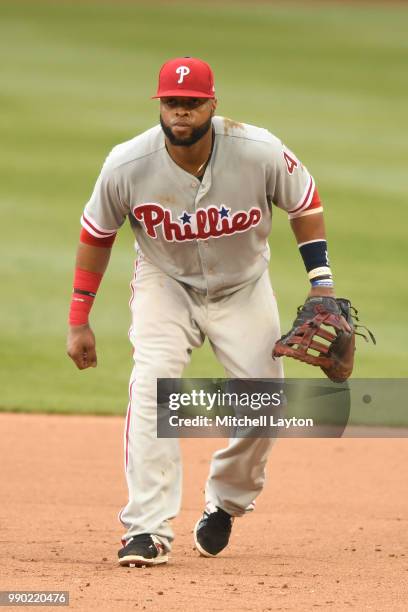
[119,255,283,552]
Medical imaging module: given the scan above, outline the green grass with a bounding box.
[1,1,407,418]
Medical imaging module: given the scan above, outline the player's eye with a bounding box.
[164,98,178,108]
[188,98,204,109]
[162,97,206,110]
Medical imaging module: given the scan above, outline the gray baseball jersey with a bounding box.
[81,116,320,297]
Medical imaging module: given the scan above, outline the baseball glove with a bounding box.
[272,297,375,383]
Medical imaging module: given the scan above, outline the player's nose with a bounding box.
[175,107,189,116]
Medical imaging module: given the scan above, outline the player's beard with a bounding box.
[160,114,213,147]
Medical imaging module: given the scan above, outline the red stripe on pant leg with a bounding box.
[125,380,136,471]
[128,257,141,355]
[125,257,142,470]
[128,259,138,310]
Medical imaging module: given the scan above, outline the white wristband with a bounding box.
[308,266,332,280]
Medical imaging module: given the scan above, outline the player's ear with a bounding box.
[211,98,218,114]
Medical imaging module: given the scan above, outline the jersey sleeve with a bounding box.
[81,156,129,238]
[269,140,323,219]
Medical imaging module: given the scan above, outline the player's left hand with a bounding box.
[272,296,375,382]
[307,285,337,300]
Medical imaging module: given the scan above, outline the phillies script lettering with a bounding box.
[132,203,262,242]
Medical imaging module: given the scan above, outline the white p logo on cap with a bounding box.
[176,66,191,84]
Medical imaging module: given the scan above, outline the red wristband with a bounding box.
[69,268,103,326]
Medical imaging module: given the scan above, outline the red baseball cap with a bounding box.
[152,57,215,99]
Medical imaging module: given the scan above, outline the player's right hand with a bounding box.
[67,324,97,370]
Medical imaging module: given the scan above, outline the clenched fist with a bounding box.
[67,324,97,370]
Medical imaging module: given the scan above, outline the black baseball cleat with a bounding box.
[194,503,234,557]
[118,534,168,567]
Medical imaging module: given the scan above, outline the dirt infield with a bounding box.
[1,413,407,611]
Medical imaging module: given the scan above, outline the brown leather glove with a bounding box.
[272,297,375,383]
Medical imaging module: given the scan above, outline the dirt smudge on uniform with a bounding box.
[158,195,176,206]
[223,117,244,135]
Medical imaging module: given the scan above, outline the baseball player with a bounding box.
[67,57,333,567]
